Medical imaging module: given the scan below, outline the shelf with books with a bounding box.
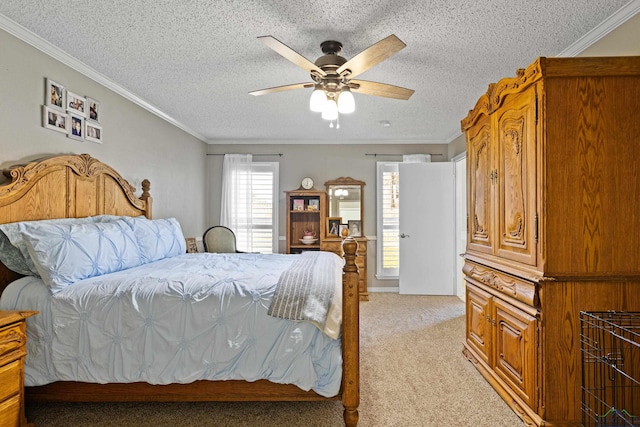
[285,189,326,254]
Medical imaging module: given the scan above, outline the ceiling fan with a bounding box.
[249,34,414,121]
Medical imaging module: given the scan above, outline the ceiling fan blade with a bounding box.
[249,82,314,96]
[350,80,415,100]
[336,34,406,79]
[258,36,326,77]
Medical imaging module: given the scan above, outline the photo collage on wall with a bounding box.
[42,78,103,143]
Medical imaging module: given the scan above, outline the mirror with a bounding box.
[325,177,365,236]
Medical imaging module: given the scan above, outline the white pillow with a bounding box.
[19,219,142,293]
[121,217,186,263]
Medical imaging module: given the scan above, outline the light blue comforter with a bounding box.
[0,252,343,397]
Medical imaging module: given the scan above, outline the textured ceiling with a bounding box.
[0,0,635,144]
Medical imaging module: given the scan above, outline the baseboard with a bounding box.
[368,287,399,293]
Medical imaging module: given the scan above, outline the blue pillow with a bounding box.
[122,217,186,263]
[0,217,98,277]
[19,219,143,293]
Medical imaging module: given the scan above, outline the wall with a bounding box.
[579,12,640,56]
[447,134,467,159]
[0,28,208,237]
[207,143,448,290]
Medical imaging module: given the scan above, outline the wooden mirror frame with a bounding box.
[325,177,365,237]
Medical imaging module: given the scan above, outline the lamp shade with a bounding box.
[322,98,339,121]
[309,87,326,112]
[337,87,355,114]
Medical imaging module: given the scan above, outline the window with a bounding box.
[376,162,400,278]
[221,156,279,253]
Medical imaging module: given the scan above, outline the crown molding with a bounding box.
[557,0,640,57]
[0,13,208,143]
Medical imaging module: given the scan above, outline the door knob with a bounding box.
[400,233,410,238]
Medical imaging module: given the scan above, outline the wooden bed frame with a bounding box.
[0,154,360,426]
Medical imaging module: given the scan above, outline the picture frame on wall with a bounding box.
[42,105,68,133]
[68,114,85,140]
[86,97,100,122]
[327,217,341,237]
[66,91,86,117]
[45,78,65,110]
[348,220,362,237]
[85,121,103,144]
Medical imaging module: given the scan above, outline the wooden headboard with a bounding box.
[0,153,152,293]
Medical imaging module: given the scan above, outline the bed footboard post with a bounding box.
[341,237,359,427]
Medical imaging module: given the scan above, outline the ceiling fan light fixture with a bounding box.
[321,98,339,121]
[309,86,326,112]
[337,87,355,114]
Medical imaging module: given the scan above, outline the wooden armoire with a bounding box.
[461,56,640,427]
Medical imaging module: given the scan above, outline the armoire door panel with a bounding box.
[465,282,492,365]
[467,116,493,255]
[493,298,537,410]
[495,87,538,267]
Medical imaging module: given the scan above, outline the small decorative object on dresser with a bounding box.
[327,217,341,237]
[347,220,361,237]
[0,310,38,427]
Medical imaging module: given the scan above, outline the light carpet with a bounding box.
[25,293,524,426]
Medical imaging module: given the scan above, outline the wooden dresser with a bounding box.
[0,311,37,427]
[321,238,368,301]
[461,56,640,426]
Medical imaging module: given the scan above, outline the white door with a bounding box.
[454,155,467,298]
[398,162,455,295]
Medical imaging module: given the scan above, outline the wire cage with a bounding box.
[581,311,640,427]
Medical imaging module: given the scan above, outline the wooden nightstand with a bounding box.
[0,311,37,427]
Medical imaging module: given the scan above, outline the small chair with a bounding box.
[202,226,243,253]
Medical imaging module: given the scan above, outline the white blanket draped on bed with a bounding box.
[0,252,344,397]
[268,251,342,329]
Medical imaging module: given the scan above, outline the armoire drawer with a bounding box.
[463,261,536,306]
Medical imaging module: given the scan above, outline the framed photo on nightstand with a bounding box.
[185,237,198,253]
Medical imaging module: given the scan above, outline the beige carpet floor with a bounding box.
[25,293,524,426]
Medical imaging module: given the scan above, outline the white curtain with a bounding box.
[220,154,253,250]
[403,154,431,163]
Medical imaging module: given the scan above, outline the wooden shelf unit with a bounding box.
[285,190,326,254]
